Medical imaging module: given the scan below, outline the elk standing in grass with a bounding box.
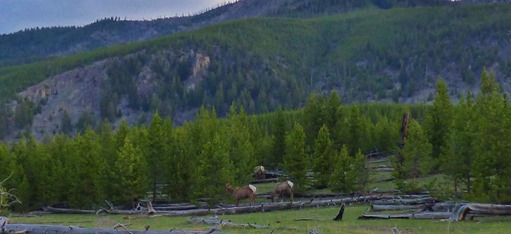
[271,180,294,203]
[225,183,257,206]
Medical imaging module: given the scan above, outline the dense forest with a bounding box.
[1,4,511,141]
[1,70,510,211]
[0,0,461,66]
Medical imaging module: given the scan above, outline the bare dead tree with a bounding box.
[0,173,21,212]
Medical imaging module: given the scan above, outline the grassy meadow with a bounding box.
[9,205,511,233]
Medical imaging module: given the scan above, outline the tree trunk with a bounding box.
[333,203,345,221]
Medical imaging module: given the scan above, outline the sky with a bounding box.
[0,0,228,34]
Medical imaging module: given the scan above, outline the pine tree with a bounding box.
[68,129,107,208]
[226,104,256,185]
[399,119,432,192]
[424,78,452,173]
[146,112,166,200]
[312,125,335,188]
[115,119,129,150]
[271,107,287,169]
[167,126,196,201]
[196,134,234,205]
[347,105,367,155]
[303,93,327,148]
[329,145,356,192]
[353,149,368,191]
[444,94,476,196]
[98,121,119,199]
[114,135,149,205]
[471,70,511,202]
[282,123,309,192]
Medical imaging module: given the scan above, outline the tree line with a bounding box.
[1,70,510,211]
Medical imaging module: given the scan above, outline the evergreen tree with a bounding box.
[347,105,367,155]
[97,121,118,199]
[471,70,511,202]
[68,129,107,208]
[424,78,452,173]
[399,119,432,192]
[303,94,327,148]
[270,107,287,169]
[166,126,196,201]
[282,123,309,191]
[329,145,357,193]
[114,135,149,205]
[115,119,129,150]
[146,113,166,200]
[226,104,256,185]
[312,125,335,188]
[444,94,476,196]
[373,116,398,154]
[353,149,368,191]
[196,134,234,205]
[325,91,342,132]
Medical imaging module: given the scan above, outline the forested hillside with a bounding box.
[0,0,477,66]
[1,3,511,140]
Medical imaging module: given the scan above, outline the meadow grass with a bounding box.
[9,205,511,233]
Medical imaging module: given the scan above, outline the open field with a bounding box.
[8,205,511,234]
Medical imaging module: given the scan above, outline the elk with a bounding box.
[271,180,294,203]
[225,183,257,206]
[253,165,265,180]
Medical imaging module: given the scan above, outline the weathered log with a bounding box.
[250,178,279,184]
[358,214,412,219]
[452,203,511,221]
[358,212,452,220]
[43,194,435,217]
[370,197,434,206]
[370,204,425,212]
[1,223,224,234]
[43,207,97,214]
[188,217,270,229]
[411,212,452,219]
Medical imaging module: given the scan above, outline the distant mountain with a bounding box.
[0,0,460,66]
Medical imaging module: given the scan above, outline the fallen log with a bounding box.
[1,223,224,234]
[358,212,452,220]
[371,204,425,212]
[42,194,436,217]
[188,217,271,229]
[452,203,511,221]
[371,197,434,205]
[250,178,279,184]
[411,212,452,219]
[358,214,411,219]
[43,207,97,214]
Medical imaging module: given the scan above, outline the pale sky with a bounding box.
[0,0,228,34]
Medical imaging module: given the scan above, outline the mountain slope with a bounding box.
[1,4,511,140]
[0,0,460,66]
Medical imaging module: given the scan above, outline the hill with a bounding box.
[1,3,511,140]
[0,0,459,66]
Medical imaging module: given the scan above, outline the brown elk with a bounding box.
[225,183,257,206]
[271,180,294,203]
